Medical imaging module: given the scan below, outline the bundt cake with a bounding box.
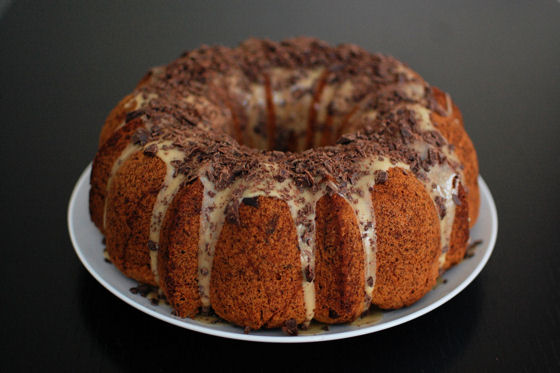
[89,37,479,331]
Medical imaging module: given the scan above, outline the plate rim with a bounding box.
[68,163,498,343]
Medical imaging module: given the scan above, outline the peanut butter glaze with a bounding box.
[96,37,471,327]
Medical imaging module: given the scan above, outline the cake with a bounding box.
[89,37,479,331]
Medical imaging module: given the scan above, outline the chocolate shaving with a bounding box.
[131,128,150,145]
[374,170,388,184]
[304,265,315,282]
[434,196,446,219]
[143,144,158,157]
[328,309,340,319]
[281,318,298,336]
[242,197,259,208]
[126,110,144,123]
[400,127,413,143]
[224,199,240,225]
[465,239,483,258]
[468,239,483,249]
[130,283,154,297]
[147,240,158,251]
[273,173,286,183]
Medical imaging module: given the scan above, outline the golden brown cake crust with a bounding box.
[158,180,204,318]
[371,167,441,309]
[210,196,306,330]
[314,194,365,323]
[89,119,143,233]
[104,152,166,286]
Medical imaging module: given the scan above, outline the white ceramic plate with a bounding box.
[68,164,497,343]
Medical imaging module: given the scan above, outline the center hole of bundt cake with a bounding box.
[239,116,338,153]
[229,69,340,153]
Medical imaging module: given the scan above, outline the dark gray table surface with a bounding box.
[1,1,559,371]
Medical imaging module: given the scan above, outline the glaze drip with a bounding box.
[197,171,238,308]
[147,142,187,284]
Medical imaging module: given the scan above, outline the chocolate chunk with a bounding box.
[225,199,240,225]
[452,176,459,189]
[147,240,158,251]
[273,174,286,183]
[304,265,315,282]
[143,144,158,157]
[465,239,483,258]
[242,197,259,208]
[136,284,152,297]
[281,318,298,336]
[374,170,388,184]
[434,196,446,219]
[367,276,374,287]
[130,283,154,297]
[126,110,144,123]
[150,298,159,306]
[131,128,149,145]
[426,148,436,166]
[337,134,354,145]
[400,127,413,143]
[328,309,340,319]
[468,239,483,249]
